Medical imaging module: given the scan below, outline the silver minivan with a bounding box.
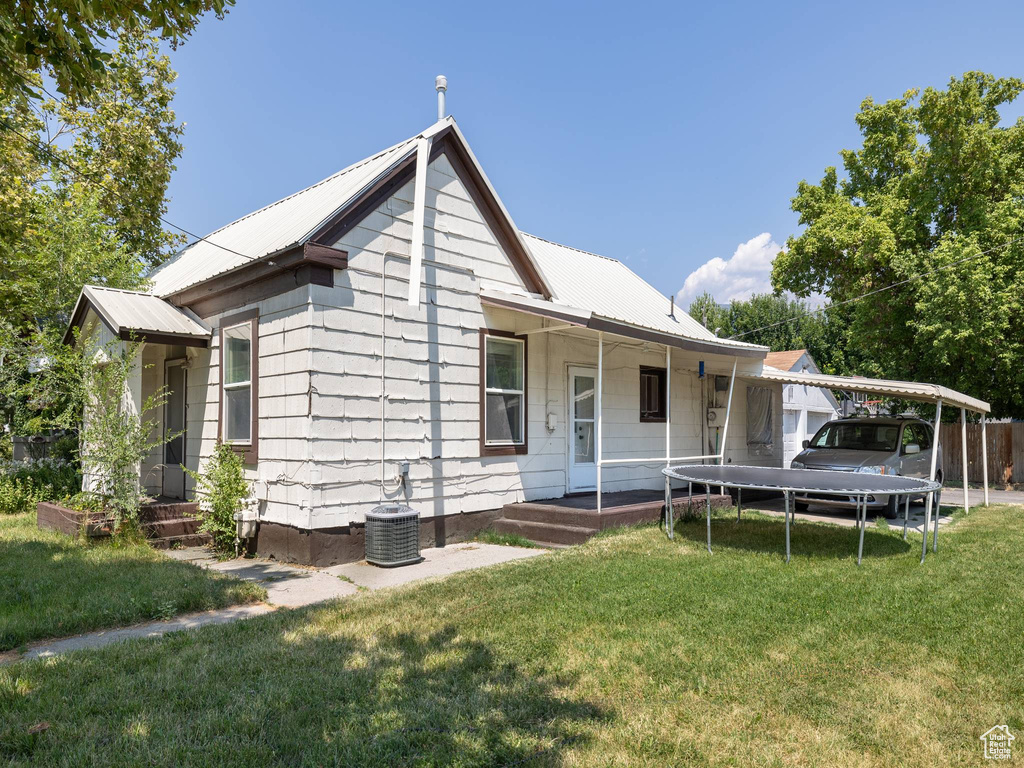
[789,417,942,518]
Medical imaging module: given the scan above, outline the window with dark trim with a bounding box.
[219,308,259,464]
[639,366,667,422]
[480,329,528,456]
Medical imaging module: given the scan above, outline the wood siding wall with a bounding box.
[300,152,781,527]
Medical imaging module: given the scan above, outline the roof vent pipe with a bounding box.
[436,75,447,120]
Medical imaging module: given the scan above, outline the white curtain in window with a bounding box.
[747,386,773,446]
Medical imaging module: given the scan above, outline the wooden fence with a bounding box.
[939,422,1024,485]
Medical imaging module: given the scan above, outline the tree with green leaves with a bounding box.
[689,291,856,376]
[0,34,185,443]
[0,0,233,104]
[0,34,183,337]
[773,72,1024,417]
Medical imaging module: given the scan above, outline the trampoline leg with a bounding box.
[737,487,742,522]
[857,495,866,566]
[921,492,930,564]
[665,475,673,541]
[932,490,939,553]
[784,490,791,564]
[706,487,712,554]
[688,482,692,516]
[902,494,909,541]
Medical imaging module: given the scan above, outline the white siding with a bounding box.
[181,285,314,527]
[287,153,780,528]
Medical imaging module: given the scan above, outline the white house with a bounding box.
[764,350,840,465]
[66,108,792,563]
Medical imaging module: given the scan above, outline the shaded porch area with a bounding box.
[494,488,733,546]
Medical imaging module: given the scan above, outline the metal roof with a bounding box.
[66,286,211,345]
[148,118,554,299]
[147,132,429,297]
[480,288,766,358]
[758,365,989,413]
[519,234,767,355]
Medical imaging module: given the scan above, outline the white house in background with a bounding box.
[65,107,794,564]
[763,349,840,465]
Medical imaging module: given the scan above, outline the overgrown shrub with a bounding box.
[79,341,168,532]
[0,457,80,514]
[186,442,251,552]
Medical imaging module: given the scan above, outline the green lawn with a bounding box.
[2,505,1023,766]
[0,512,265,651]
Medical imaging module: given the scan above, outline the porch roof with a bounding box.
[758,365,990,414]
[65,286,212,348]
[479,288,767,358]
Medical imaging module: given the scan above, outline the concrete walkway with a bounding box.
[4,542,545,665]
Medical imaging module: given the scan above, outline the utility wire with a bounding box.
[0,116,260,263]
[728,233,1024,340]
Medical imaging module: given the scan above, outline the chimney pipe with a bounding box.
[435,75,447,120]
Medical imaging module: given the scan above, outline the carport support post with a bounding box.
[981,413,989,506]
[961,407,969,514]
[923,399,942,564]
[596,332,603,516]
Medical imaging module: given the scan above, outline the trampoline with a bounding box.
[661,465,943,565]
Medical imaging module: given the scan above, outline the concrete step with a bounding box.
[499,502,597,527]
[149,532,212,550]
[139,502,199,523]
[143,517,203,539]
[493,517,597,546]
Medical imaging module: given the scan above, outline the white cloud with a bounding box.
[677,232,782,309]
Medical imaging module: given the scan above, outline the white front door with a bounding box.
[567,366,597,492]
[163,360,187,499]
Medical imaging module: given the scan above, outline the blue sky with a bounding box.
[162,0,1024,305]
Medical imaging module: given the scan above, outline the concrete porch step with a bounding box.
[139,501,200,523]
[142,517,203,539]
[149,532,213,550]
[493,517,597,546]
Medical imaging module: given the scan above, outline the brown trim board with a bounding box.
[218,308,259,464]
[168,243,347,318]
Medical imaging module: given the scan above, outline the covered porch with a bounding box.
[65,285,214,501]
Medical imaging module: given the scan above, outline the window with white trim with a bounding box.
[483,335,525,447]
[222,322,253,444]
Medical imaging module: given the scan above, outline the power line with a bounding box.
[728,233,1024,340]
[0,116,259,263]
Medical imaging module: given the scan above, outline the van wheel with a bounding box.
[794,500,809,512]
[883,495,900,519]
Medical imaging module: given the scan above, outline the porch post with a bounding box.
[981,413,989,507]
[961,407,969,514]
[596,331,603,515]
[665,345,673,539]
[718,359,737,494]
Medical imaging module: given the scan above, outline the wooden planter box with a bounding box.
[36,501,114,538]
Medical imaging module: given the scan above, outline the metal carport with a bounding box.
[757,366,992,552]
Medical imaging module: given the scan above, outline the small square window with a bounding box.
[640,367,667,422]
